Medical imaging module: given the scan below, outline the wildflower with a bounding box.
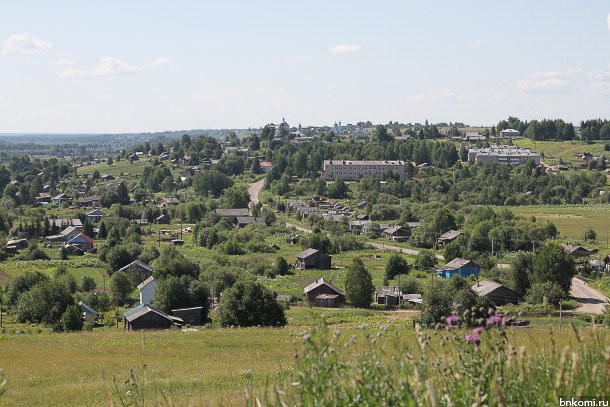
[472,326,485,335]
[486,315,502,327]
[445,315,458,326]
[464,332,481,346]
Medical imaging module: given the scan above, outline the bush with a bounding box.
[525,281,565,306]
[80,276,97,292]
[385,253,409,280]
[399,275,422,295]
[60,304,84,331]
[218,280,286,327]
[414,250,437,269]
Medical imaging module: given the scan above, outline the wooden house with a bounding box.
[137,276,157,305]
[304,278,345,307]
[383,226,411,242]
[296,248,331,270]
[123,305,183,330]
[117,260,153,283]
[471,280,519,306]
[437,230,463,248]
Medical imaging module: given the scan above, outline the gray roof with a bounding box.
[304,278,345,296]
[297,248,320,259]
[236,216,264,225]
[137,276,156,290]
[118,260,153,274]
[324,160,405,166]
[215,208,250,217]
[124,305,182,324]
[78,301,97,315]
[442,258,476,270]
[471,280,516,297]
[438,230,463,241]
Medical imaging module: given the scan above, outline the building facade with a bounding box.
[468,146,540,165]
[322,160,407,181]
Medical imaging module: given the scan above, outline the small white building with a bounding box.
[500,128,520,138]
[138,276,157,306]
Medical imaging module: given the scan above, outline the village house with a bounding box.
[66,233,94,252]
[86,209,106,222]
[138,276,157,305]
[215,208,251,218]
[77,195,100,208]
[235,216,265,228]
[259,161,273,173]
[78,301,97,325]
[471,280,519,306]
[296,248,332,270]
[6,238,28,253]
[46,226,82,245]
[383,226,411,242]
[49,218,83,230]
[437,258,481,279]
[155,214,170,224]
[171,306,205,325]
[36,192,52,204]
[117,260,154,283]
[436,230,463,248]
[562,244,598,258]
[123,305,183,330]
[304,278,345,307]
[159,197,180,207]
[52,193,71,206]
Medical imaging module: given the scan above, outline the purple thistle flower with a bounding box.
[464,333,481,346]
[472,326,485,335]
[445,315,458,326]
[486,315,502,327]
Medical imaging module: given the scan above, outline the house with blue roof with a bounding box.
[436,258,481,279]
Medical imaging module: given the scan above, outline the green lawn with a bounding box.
[513,138,609,163]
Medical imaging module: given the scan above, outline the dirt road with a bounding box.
[571,277,609,314]
[248,179,265,205]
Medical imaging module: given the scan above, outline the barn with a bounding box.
[296,248,332,270]
[171,306,205,325]
[304,278,345,307]
[471,280,519,306]
[124,305,183,330]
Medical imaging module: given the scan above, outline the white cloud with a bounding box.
[329,44,361,54]
[465,39,486,48]
[517,70,580,94]
[57,57,142,78]
[152,57,170,67]
[2,33,52,55]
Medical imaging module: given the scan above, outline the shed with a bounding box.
[236,216,265,228]
[171,307,205,325]
[86,209,106,222]
[375,286,401,305]
[215,208,251,218]
[561,244,598,258]
[304,278,345,306]
[155,214,170,224]
[124,305,183,330]
[471,280,519,306]
[117,260,153,283]
[296,248,332,270]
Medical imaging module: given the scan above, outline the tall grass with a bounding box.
[263,320,610,406]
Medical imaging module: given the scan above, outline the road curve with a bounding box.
[571,277,609,315]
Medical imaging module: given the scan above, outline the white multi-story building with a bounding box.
[322,160,407,181]
[468,145,540,165]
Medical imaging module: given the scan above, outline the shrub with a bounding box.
[218,280,286,327]
[399,275,422,295]
[525,281,565,306]
[60,304,84,331]
[385,253,409,280]
[80,276,97,292]
[414,250,437,269]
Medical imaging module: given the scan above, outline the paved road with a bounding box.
[571,277,609,314]
[248,179,265,205]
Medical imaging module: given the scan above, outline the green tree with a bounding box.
[372,125,393,143]
[345,257,374,308]
[510,252,533,297]
[385,253,409,280]
[154,246,199,278]
[414,250,437,269]
[218,280,286,327]
[224,186,250,208]
[525,281,565,306]
[109,272,133,305]
[531,243,575,294]
[274,257,289,276]
[584,228,597,242]
[107,156,113,165]
[80,276,97,292]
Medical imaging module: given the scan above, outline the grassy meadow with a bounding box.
[0,306,604,406]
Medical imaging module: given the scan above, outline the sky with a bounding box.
[1,1,610,133]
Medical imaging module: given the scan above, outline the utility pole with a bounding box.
[491,238,494,257]
[0,298,3,328]
[559,300,563,329]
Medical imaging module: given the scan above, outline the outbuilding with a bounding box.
[471,280,519,306]
[124,305,183,330]
[171,306,205,325]
[296,248,332,270]
[304,278,345,307]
